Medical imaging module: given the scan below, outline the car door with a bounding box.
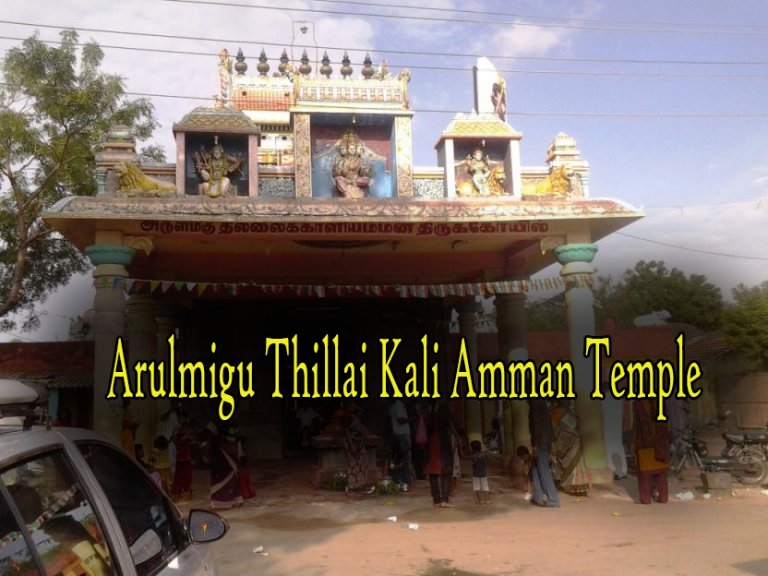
[0,447,122,576]
[74,441,211,576]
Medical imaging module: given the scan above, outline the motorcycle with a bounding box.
[670,412,768,486]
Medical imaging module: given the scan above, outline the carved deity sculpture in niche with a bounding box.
[456,147,506,197]
[331,131,373,199]
[193,136,244,198]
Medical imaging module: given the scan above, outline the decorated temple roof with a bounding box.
[172,106,261,135]
[231,76,294,113]
[437,113,521,144]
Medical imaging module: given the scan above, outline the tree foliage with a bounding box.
[722,282,768,365]
[525,260,724,332]
[0,31,158,331]
[593,260,723,331]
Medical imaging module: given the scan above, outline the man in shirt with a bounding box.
[389,398,412,488]
[528,398,560,508]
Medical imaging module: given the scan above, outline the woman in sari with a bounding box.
[550,400,590,496]
[423,401,456,507]
[171,411,195,502]
[204,420,243,509]
[633,398,671,504]
[121,399,139,458]
[341,400,368,491]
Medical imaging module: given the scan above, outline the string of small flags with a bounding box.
[93,274,592,298]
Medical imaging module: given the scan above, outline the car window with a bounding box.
[0,488,41,575]
[77,442,186,576]
[1,450,117,576]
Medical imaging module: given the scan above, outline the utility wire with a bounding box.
[4,35,768,80]
[3,19,768,66]
[3,81,768,117]
[308,0,768,30]
[162,0,768,36]
[614,232,768,261]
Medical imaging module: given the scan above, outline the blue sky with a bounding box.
[1,0,767,341]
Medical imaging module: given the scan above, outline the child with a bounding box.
[471,440,492,505]
[151,435,173,495]
[237,435,257,504]
[510,446,533,499]
[134,444,149,471]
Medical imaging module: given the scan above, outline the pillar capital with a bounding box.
[455,300,482,316]
[554,243,597,276]
[85,244,136,268]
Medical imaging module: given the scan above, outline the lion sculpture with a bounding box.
[456,165,507,197]
[114,161,176,197]
[522,165,571,198]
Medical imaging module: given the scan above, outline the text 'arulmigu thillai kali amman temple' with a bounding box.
[43,47,643,485]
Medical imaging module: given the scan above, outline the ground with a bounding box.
[176,454,768,576]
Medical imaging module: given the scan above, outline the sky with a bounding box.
[1,0,767,342]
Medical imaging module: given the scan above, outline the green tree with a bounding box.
[594,260,723,331]
[722,282,768,364]
[524,260,724,332]
[0,31,158,331]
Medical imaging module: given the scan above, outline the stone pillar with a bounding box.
[456,300,482,443]
[293,113,312,197]
[248,133,259,197]
[127,295,158,450]
[555,243,612,485]
[507,139,523,199]
[443,139,456,199]
[496,293,531,454]
[156,308,179,434]
[85,244,135,443]
[394,116,414,197]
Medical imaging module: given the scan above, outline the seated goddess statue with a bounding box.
[193,136,244,198]
[331,133,372,199]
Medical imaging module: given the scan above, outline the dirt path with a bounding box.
[179,460,768,576]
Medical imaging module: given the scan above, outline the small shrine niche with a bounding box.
[172,107,260,197]
[308,113,410,199]
[435,113,522,199]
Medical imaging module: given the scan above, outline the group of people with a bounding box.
[118,400,256,509]
[519,396,673,508]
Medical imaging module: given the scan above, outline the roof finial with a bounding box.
[299,50,312,76]
[341,51,353,79]
[234,48,248,75]
[362,53,374,80]
[257,49,270,76]
[320,51,333,78]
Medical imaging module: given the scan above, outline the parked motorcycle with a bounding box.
[670,412,768,486]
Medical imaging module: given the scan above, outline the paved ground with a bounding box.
[177,454,768,576]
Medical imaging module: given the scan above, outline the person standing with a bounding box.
[388,398,412,490]
[633,398,671,505]
[407,400,427,480]
[121,399,139,459]
[160,401,181,477]
[341,400,369,491]
[205,420,244,509]
[423,401,455,508]
[528,398,560,508]
[171,411,195,502]
[471,440,492,504]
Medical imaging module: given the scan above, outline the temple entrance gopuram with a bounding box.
[43,48,642,485]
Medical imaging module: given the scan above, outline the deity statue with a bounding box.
[491,74,507,122]
[332,132,372,199]
[373,59,391,80]
[193,136,244,198]
[466,147,493,195]
[217,48,233,108]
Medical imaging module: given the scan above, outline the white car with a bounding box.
[0,380,228,576]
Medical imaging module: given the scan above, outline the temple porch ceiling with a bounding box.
[43,196,641,285]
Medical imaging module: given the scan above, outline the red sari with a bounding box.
[171,424,194,502]
[237,443,256,501]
